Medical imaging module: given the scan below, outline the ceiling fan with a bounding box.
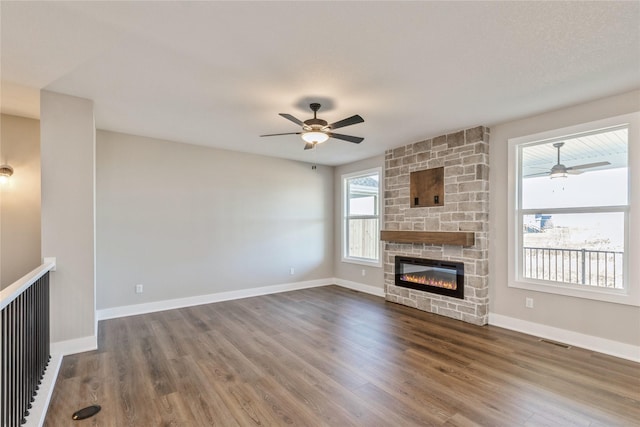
[525,142,611,179]
[260,103,364,150]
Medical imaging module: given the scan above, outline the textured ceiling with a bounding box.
[1,1,639,166]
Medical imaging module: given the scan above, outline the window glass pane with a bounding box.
[349,195,376,215]
[522,212,624,289]
[348,218,379,259]
[522,168,628,209]
[521,127,628,209]
[347,174,379,216]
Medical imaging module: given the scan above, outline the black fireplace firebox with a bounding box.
[395,256,464,299]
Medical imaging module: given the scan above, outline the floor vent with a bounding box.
[539,338,571,349]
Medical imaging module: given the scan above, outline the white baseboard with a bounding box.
[97,278,386,321]
[489,313,640,363]
[97,278,331,321]
[50,335,98,356]
[24,353,63,427]
[333,278,385,298]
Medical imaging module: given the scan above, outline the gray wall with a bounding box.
[489,90,640,346]
[41,91,96,345]
[0,114,41,288]
[96,130,334,310]
[15,88,639,352]
[333,155,385,290]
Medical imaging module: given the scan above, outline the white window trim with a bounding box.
[507,112,639,306]
[341,167,383,267]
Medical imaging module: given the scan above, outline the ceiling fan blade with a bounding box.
[527,166,552,170]
[303,142,316,150]
[260,132,302,137]
[279,113,304,126]
[328,115,364,130]
[523,172,550,178]
[567,161,611,171]
[328,133,364,144]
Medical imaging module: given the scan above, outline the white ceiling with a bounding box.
[1,1,639,166]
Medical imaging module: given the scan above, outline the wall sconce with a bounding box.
[0,164,14,184]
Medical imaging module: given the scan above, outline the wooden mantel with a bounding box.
[380,230,475,247]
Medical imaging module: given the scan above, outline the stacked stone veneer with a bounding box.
[384,126,489,325]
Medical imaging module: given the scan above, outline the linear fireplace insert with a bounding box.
[395,256,464,299]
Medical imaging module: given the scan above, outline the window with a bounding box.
[342,168,381,265]
[508,113,639,305]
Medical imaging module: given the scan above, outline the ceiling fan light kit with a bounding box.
[302,131,329,144]
[261,102,364,150]
[550,170,568,179]
[0,164,14,184]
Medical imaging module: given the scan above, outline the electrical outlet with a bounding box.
[290,267,295,275]
[362,269,366,276]
[135,284,144,294]
[525,297,534,309]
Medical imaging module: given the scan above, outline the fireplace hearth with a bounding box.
[395,256,464,299]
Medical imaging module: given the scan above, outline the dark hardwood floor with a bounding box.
[44,286,639,426]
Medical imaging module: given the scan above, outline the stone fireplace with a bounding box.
[383,126,489,325]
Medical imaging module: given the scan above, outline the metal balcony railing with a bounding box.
[523,246,624,289]
[1,264,53,427]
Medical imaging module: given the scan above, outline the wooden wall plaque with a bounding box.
[410,167,444,208]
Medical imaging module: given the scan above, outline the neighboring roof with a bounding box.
[349,176,379,188]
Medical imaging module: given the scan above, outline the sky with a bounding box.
[522,168,627,250]
[522,168,628,209]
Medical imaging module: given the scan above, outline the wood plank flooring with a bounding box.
[44,286,640,426]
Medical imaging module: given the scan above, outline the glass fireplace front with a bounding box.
[395,256,464,299]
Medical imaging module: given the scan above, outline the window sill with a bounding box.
[342,257,382,268]
[509,279,639,307]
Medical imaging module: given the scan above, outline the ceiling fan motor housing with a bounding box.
[305,103,328,130]
[550,163,567,174]
[304,118,328,130]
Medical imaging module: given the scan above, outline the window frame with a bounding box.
[341,167,383,267]
[507,113,639,306]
